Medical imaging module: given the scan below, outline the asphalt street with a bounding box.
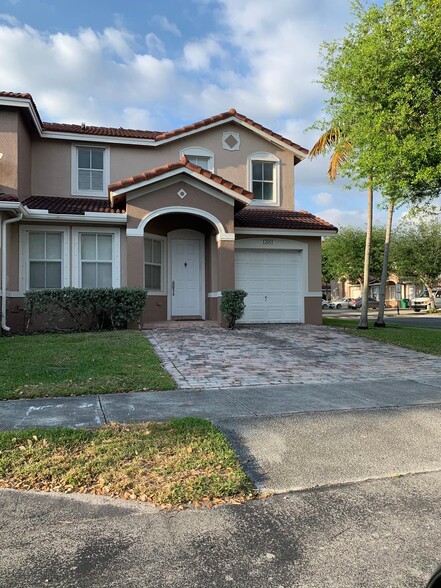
[2,400,441,587]
[1,470,441,588]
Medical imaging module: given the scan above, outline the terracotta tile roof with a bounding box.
[0,193,19,202]
[0,91,44,125]
[0,92,308,153]
[109,156,254,200]
[234,208,337,231]
[154,108,309,155]
[42,122,159,139]
[22,195,122,215]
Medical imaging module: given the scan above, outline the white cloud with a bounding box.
[145,32,165,54]
[0,13,19,25]
[315,208,369,229]
[0,23,180,126]
[153,15,181,37]
[122,107,156,131]
[312,192,334,206]
[182,37,226,71]
[190,0,350,120]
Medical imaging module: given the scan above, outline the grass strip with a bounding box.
[0,418,256,508]
[0,330,176,400]
[323,318,441,355]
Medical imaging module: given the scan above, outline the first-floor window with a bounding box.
[144,237,162,290]
[28,231,63,289]
[80,233,113,288]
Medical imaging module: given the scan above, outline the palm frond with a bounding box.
[309,128,342,158]
[328,139,352,180]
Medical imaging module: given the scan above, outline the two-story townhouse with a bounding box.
[0,92,337,332]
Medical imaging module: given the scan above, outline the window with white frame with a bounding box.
[72,145,109,197]
[72,228,120,288]
[28,232,63,289]
[248,152,280,205]
[80,233,113,288]
[20,226,70,292]
[144,236,164,291]
[179,147,214,172]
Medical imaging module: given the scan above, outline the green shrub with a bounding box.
[24,288,148,332]
[220,289,247,329]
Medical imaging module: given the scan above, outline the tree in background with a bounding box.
[313,0,441,326]
[390,217,441,310]
[322,226,385,286]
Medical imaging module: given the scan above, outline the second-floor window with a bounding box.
[252,161,275,201]
[72,145,109,197]
[180,147,214,172]
[248,152,280,206]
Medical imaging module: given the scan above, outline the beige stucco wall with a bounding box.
[32,138,72,196]
[17,113,32,198]
[126,180,235,233]
[30,121,296,208]
[0,110,19,195]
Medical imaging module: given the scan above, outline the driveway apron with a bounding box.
[144,325,441,389]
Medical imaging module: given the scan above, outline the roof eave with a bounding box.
[234,227,338,237]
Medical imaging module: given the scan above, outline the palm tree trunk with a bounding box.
[357,177,374,329]
[374,199,395,328]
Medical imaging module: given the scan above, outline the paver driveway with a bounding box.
[144,325,441,389]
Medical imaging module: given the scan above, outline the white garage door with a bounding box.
[235,249,302,323]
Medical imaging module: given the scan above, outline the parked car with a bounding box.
[329,298,353,309]
[348,296,380,310]
[410,289,441,312]
[322,299,330,309]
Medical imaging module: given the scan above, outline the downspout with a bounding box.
[1,211,23,332]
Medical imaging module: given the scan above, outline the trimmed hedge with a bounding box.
[220,289,248,329]
[24,288,148,332]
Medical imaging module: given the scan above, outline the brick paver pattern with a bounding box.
[144,325,441,389]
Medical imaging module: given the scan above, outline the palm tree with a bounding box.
[309,128,373,329]
[374,198,395,327]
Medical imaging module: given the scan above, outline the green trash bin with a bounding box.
[400,298,409,309]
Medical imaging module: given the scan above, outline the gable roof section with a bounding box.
[0,92,308,157]
[235,208,338,233]
[153,109,308,157]
[109,156,253,205]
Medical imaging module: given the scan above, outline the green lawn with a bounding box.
[0,330,176,400]
[323,318,441,355]
[0,418,256,508]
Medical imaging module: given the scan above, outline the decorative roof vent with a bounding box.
[222,131,240,151]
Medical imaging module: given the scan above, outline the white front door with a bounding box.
[171,238,201,317]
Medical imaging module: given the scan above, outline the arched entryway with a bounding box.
[128,206,234,324]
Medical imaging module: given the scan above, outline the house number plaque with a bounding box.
[263,239,273,245]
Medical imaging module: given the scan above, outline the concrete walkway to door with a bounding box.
[144,324,441,389]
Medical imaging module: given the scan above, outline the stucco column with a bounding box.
[215,237,235,322]
[126,236,144,288]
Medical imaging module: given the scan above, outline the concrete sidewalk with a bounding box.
[1,375,441,430]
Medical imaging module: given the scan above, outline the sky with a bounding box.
[0,0,403,227]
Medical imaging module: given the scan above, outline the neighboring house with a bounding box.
[331,277,425,307]
[0,92,337,332]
